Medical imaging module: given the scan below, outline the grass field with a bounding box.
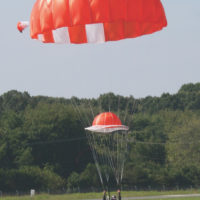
[4,197,200,200]
[2,189,200,200]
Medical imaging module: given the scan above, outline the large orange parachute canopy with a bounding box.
[17,0,167,44]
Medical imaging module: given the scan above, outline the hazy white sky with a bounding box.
[0,0,199,99]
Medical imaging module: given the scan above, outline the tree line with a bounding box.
[0,83,200,191]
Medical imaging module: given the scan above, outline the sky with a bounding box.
[0,0,200,99]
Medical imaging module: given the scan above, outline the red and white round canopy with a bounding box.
[85,112,129,133]
[18,0,167,44]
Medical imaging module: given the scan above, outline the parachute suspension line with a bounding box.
[72,98,90,127]
[123,97,132,126]
[116,131,120,185]
[70,99,88,128]
[107,135,116,183]
[102,133,116,181]
[91,132,113,187]
[128,98,137,126]
[101,134,114,183]
[93,134,108,183]
[110,133,119,184]
[121,132,129,183]
[88,101,95,118]
[127,98,137,127]
[117,96,121,119]
[83,96,130,188]
[71,99,105,187]
[88,132,129,187]
[108,94,111,112]
[117,133,122,185]
[116,96,126,186]
[120,132,125,184]
[117,132,123,186]
[97,97,103,114]
[71,98,97,129]
[112,132,118,185]
[86,132,104,187]
[102,135,111,182]
[99,134,110,183]
[79,102,93,127]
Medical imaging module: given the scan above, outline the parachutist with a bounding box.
[103,190,107,200]
[117,190,121,200]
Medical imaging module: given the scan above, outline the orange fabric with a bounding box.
[70,0,91,25]
[30,0,41,37]
[89,0,110,23]
[40,0,54,32]
[92,112,122,126]
[43,31,55,43]
[109,0,127,21]
[30,0,167,43]
[52,0,71,28]
[104,21,124,41]
[68,25,87,43]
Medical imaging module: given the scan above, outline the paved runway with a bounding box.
[83,193,200,200]
[123,193,200,199]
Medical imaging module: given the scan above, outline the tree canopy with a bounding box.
[0,83,200,191]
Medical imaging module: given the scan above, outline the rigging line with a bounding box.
[27,137,87,146]
[98,134,111,183]
[126,98,137,129]
[85,99,97,125]
[117,132,124,184]
[71,99,86,128]
[103,138,110,183]
[70,98,88,128]
[110,134,118,177]
[127,97,137,126]
[116,131,119,184]
[103,133,116,180]
[91,134,101,159]
[91,134,105,181]
[91,133,108,184]
[79,103,92,127]
[86,132,104,186]
[120,132,128,183]
[99,134,110,182]
[89,138,104,187]
[110,133,116,182]
[108,94,111,112]
[119,132,125,176]
[25,135,200,147]
[117,132,123,184]
[98,137,109,184]
[104,134,114,183]
[117,95,121,119]
[88,100,95,119]
[76,99,92,127]
[133,141,168,145]
[120,133,126,184]
[97,96,103,114]
[123,97,133,125]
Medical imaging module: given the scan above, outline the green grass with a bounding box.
[2,189,200,200]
